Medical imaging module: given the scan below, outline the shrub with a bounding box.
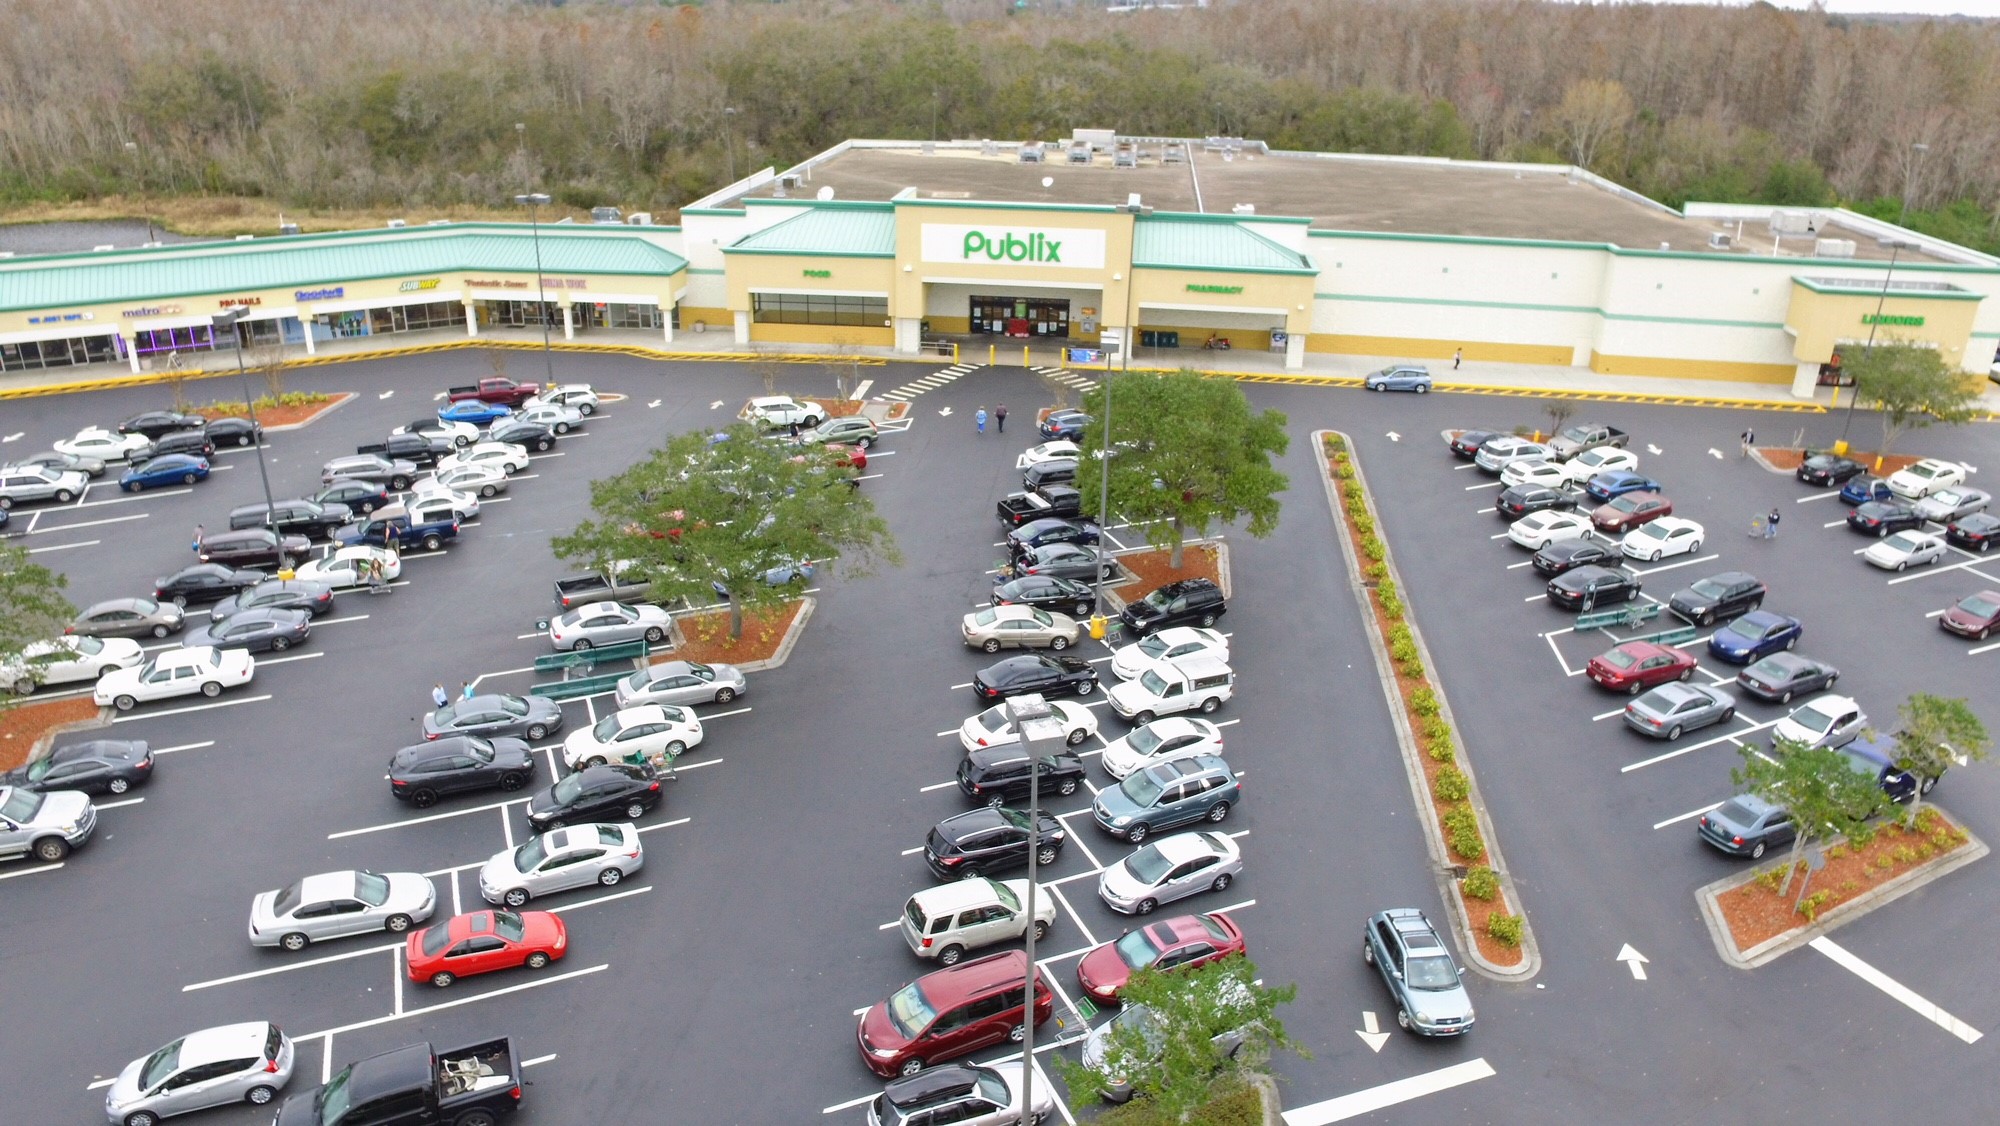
[1434,766,1470,802]
[1442,804,1484,860]
[1426,734,1455,764]
[1796,890,1839,923]
[1462,865,1499,900]
[1377,578,1397,601]
[1361,535,1386,561]
[1323,434,1347,453]
[1389,635,1420,663]
[1341,480,1364,503]
[1334,461,1355,480]
[1363,561,1388,581]
[1487,912,1524,947]
[1377,591,1404,620]
[1410,687,1440,717]
[1350,511,1375,535]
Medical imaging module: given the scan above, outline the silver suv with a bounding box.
[0,785,97,861]
[1364,908,1475,1036]
[104,1021,295,1125]
[0,464,87,509]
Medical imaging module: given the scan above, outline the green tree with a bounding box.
[1053,957,1298,1121]
[0,545,78,708]
[1077,371,1288,570]
[1733,739,1894,899]
[1890,694,1990,823]
[1844,340,1984,456]
[550,424,898,639]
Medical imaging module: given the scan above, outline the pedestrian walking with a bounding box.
[432,683,450,709]
[1739,427,1755,458]
[995,404,1008,434]
[385,522,401,560]
[191,524,204,553]
[461,680,475,700]
[788,419,801,439]
[1764,508,1780,539]
[976,407,988,436]
[1453,347,1463,370]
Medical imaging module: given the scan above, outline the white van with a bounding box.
[1107,654,1234,724]
[900,878,1055,965]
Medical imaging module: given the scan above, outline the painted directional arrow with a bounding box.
[431,392,446,401]
[1617,944,1649,980]
[1355,1010,1390,1052]
[1646,443,1663,455]
[647,400,662,409]
[1386,431,1401,442]
[710,400,725,410]
[1707,448,1724,459]
[378,390,395,400]
[1,432,22,443]
[939,406,954,417]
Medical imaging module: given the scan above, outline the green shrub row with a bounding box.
[1462,865,1499,901]
[1487,912,1524,948]
[1434,766,1470,802]
[1410,686,1439,717]
[1442,803,1485,860]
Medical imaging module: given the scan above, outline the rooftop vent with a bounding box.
[1815,239,1857,259]
[1232,203,1256,215]
[626,212,653,225]
[386,219,406,228]
[1706,232,1732,250]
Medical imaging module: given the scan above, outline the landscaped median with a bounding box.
[1315,431,1537,976]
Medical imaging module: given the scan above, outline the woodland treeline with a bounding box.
[3,0,1998,249]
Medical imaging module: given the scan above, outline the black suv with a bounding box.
[957,747,1087,808]
[1667,571,1766,626]
[1531,537,1621,577]
[972,654,1097,701]
[1022,458,1079,491]
[1120,578,1226,636]
[1497,484,1577,520]
[924,807,1066,880]
[229,498,354,538]
[1546,565,1642,612]
[151,429,217,459]
[356,433,451,467]
[197,528,312,568]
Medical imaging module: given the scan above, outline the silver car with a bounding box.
[516,402,585,434]
[960,604,1082,652]
[614,659,748,708]
[1623,682,1736,741]
[1097,830,1242,916]
[548,600,672,651]
[247,870,437,951]
[68,597,187,640]
[104,1021,294,1126]
[0,464,87,508]
[479,823,643,907]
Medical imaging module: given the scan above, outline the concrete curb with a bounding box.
[1695,809,1989,970]
[1314,430,1541,981]
[19,705,114,768]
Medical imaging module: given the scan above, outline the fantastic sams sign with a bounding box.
[919,224,1108,270]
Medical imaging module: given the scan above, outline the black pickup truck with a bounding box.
[997,484,1084,527]
[357,433,453,468]
[273,1038,521,1126]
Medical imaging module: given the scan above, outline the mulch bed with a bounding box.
[1114,543,1222,595]
[0,696,105,772]
[1715,806,1973,950]
[1756,446,1922,475]
[667,600,806,666]
[191,393,346,429]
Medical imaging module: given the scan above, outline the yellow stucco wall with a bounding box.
[1590,353,1795,383]
[747,323,894,346]
[725,253,896,310]
[1785,283,1980,366]
[895,205,1135,320]
[1307,334,1572,366]
[1131,271,1312,334]
[676,306,732,332]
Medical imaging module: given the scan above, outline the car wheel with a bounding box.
[1076,602,1093,617]
[545,818,566,830]
[1008,1024,1027,1044]
[714,687,737,704]
[431,972,456,988]
[665,740,686,756]
[195,679,222,698]
[982,638,1002,653]
[55,488,75,503]
[411,789,439,809]
[1650,549,1662,562]
[151,624,171,638]
[359,500,377,514]
[803,416,822,429]
[857,436,874,449]
[281,932,309,952]
[957,864,983,881]
[504,888,530,908]
[1076,679,1094,695]
[553,423,569,435]
[583,755,607,769]
[1628,681,1644,696]
[107,776,131,794]
[498,772,525,791]
[1896,560,1908,571]
[1920,774,1939,794]
[1699,611,1716,627]
[1677,668,1693,683]
[571,638,593,652]
[1135,898,1158,916]
[526,723,548,739]
[1666,724,1684,741]
[270,636,291,651]
[1397,1009,1413,1031]
[1784,636,1796,651]
[1363,940,1375,965]
[1207,801,1231,823]
[1824,673,1838,689]
[537,439,553,452]
[451,1112,500,1126]
[1199,612,1217,627]
[1878,526,1890,538]
[171,595,187,607]
[390,476,411,490]
[1032,919,1050,940]
[33,837,69,862]
[114,695,136,712]
[1035,844,1059,865]
[643,626,666,644]
[938,944,966,966]
[598,866,625,888]
[1720,707,1735,723]
[125,1111,160,1126]
[1066,727,1089,747]
[1749,841,1767,859]
[1211,872,1234,893]
[899,1059,925,1078]
[385,914,413,933]
[987,793,1007,810]
[1125,823,1150,844]
[121,481,138,493]
[1057,778,1079,796]
[624,801,646,819]
[1050,635,1070,651]
[1133,710,1157,726]
[181,472,198,485]
[1778,688,1795,704]
[421,533,443,551]
[245,1084,277,1107]
[1416,384,1430,394]
[1199,696,1221,714]
[526,951,551,969]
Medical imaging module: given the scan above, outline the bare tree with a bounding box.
[1553,78,1635,170]
[1041,370,1071,412]
[246,340,291,400]
[485,349,509,381]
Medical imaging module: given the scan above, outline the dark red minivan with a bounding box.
[857,949,1054,1078]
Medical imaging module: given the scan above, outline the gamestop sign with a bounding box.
[920,224,1106,270]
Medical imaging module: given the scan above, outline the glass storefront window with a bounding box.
[130,325,218,356]
[751,293,887,326]
[0,334,119,372]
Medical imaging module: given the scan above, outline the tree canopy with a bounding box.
[1843,340,1985,455]
[1890,694,1990,823]
[1733,739,1894,898]
[0,545,77,709]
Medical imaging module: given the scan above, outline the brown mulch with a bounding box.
[1715,807,1973,951]
[1755,446,1922,475]
[191,393,347,428]
[667,600,806,666]
[1114,543,1222,595]
[0,696,105,772]
[883,401,910,421]
[822,400,866,419]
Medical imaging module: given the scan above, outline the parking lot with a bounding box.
[4,353,1993,1124]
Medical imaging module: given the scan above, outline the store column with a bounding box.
[120,333,140,373]
[561,301,574,342]
[463,300,478,338]
[733,310,751,346]
[1789,362,1821,400]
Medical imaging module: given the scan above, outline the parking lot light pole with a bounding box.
[1005,693,1064,1122]
[1836,238,1921,450]
[513,192,557,388]
[211,309,279,531]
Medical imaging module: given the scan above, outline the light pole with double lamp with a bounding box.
[1003,693,1066,1124]
[1836,237,1922,453]
[513,192,557,387]
[210,309,280,542]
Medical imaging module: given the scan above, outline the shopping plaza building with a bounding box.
[4,134,1998,398]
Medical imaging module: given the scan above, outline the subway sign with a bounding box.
[919,224,1105,270]
[1862,313,1923,327]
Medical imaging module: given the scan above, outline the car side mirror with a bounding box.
[1393,970,1404,980]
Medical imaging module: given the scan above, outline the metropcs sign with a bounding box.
[920,224,1106,270]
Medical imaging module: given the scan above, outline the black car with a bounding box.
[230,498,354,539]
[197,528,312,568]
[1847,501,1923,538]
[155,564,267,606]
[1448,429,1502,459]
[924,807,1066,880]
[1010,542,1114,583]
[1546,565,1642,611]
[1946,512,2000,553]
[422,693,566,741]
[0,739,152,795]
[525,762,661,830]
[1797,454,1865,486]
[1531,537,1622,577]
[1119,577,1226,636]
[212,578,337,619]
[151,430,217,459]
[1007,517,1101,559]
[972,654,1098,701]
[1497,484,1577,520]
[204,416,263,448]
[489,419,557,452]
[956,746,1087,808]
[1667,571,1766,626]
[184,606,313,653]
[1022,458,1078,491]
[1039,410,1091,441]
[117,410,206,440]
[1734,652,1840,704]
[991,574,1096,618]
[357,433,451,467]
[997,485,1084,526]
[389,736,537,808]
[314,479,391,515]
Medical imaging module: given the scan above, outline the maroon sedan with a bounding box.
[1940,590,2000,641]
[1586,641,1698,694]
[1592,491,1673,533]
[1076,912,1245,1003]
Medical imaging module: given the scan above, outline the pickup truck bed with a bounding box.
[555,565,655,608]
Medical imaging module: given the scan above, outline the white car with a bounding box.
[420,462,509,498]
[1109,627,1230,681]
[93,646,255,710]
[1099,717,1226,780]
[54,426,152,462]
[1500,460,1571,489]
[1771,694,1867,750]
[1887,458,1970,500]
[517,402,585,434]
[1016,441,1080,470]
[295,545,403,586]
[1561,446,1639,485]
[438,441,531,476]
[1097,830,1243,916]
[1475,437,1553,473]
[1914,486,1990,524]
[527,383,600,416]
[393,418,480,447]
[1862,530,1947,571]
[743,396,826,430]
[407,482,479,521]
[2,635,143,695]
[479,823,641,907]
[1621,516,1705,561]
[958,699,1100,753]
[247,869,436,950]
[561,704,703,769]
[1508,510,1594,549]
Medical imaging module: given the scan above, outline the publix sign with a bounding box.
[920,224,1105,270]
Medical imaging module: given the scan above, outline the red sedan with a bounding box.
[1076,912,1245,1003]
[1586,641,1698,695]
[405,909,566,988]
[1591,491,1673,533]
[1940,590,2000,640]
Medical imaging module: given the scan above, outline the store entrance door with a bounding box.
[969,295,1070,338]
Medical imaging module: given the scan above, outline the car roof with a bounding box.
[1156,653,1231,678]
[1151,831,1229,863]
[176,1022,275,1065]
[1796,694,1859,713]
[1733,610,1786,630]
[1643,683,1706,706]
[939,807,1012,836]
[612,705,673,725]
[914,949,1032,1004]
[884,1063,989,1107]
[297,871,360,899]
[910,878,1008,914]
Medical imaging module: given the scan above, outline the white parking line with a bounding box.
[546,885,653,913]
[296,964,609,1070]
[1629,553,1719,577]
[314,614,372,626]
[634,816,692,835]
[76,488,191,508]
[26,539,99,554]
[1281,1058,1498,1125]
[328,795,528,839]
[1591,706,1626,721]
[1886,555,1999,585]
[1047,884,1099,949]
[522,1053,559,1068]
[1822,518,1848,528]
[919,780,958,793]
[1621,719,1779,773]
[29,512,148,534]
[259,651,325,667]
[149,740,217,755]
[0,862,63,881]
[184,941,401,992]
[95,796,145,811]
[1811,937,1983,1043]
[702,705,753,721]
[1971,638,2000,656]
[1796,490,1841,503]
[1463,480,1502,491]
[111,694,273,723]
[1653,801,1725,829]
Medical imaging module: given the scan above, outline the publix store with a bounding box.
[4,135,1998,398]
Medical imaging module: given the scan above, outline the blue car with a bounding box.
[1708,610,1803,664]
[1039,410,1091,441]
[119,454,210,492]
[1585,471,1663,502]
[1839,474,1895,506]
[438,400,514,425]
[1363,364,1434,393]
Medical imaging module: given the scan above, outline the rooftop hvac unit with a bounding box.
[591,206,622,224]
[1707,232,1732,250]
[234,234,255,241]
[1815,239,1857,258]
[1769,210,1812,234]
[982,140,998,157]
[780,174,800,189]
[1232,203,1256,215]
[94,244,115,251]
[279,222,301,235]
[1162,143,1186,164]
[1018,142,1045,163]
[626,212,653,225]
[386,219,406,228]
[1067,143,1092,164]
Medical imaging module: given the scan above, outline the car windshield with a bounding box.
[512,837,548,874]
[885,981,938,1040]
[71,636,104,656]
[972,609,997,627]
[432,703,459,726]
[1609,495,1641,513]
[991,881,1022,913]
[976,708,1010,734]
[353,871,390,907]
[132,598,161,614]
[1960,595,2000,617]
[1123,843,1174,885]
[1406,954,1460,990]
[1136,635,1173,659]
[1600,649,1639,670]
[1911,464,1942,480]
[1114,925,1169,969]
[419,921,453,958]
[592,715,623,742]
[138,1037,185,1089]
[1142,589,1173,609]
[1121,769,1168,807]
[1138,669,1171,698]
[1126,725,1164,755]
[1791,704,1835,733]
[998,807,1034,832]
[1688,578,1728,598]
[467,740,495,764]
[316,1065,355,1123]
[491,911,525,942]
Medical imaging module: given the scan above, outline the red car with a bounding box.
[857,950,1053,1077]
[1591,491,1673,533]
[1939,590,2000,640]
[1076,912,1245,1003]
[1586,641,1698,694]
[405,909,566,988]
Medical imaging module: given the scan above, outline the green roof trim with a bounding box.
[743,198,895,212]
[897,198,1123,215]
[0,229,686,314]
[1308,227,2000,275]
[724,209,897,258]
[1147,210,1315,226]
[1134,217,1315,275]
[1791,276,1984,300]
[1318,290,1784,329]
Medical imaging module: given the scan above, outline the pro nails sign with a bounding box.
[920,224,1106,270]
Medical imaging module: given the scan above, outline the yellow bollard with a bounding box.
[1022,345,1029,368]
[1089,615,1107,641]
[988,343,996,365]
[1832,439,1850,456]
